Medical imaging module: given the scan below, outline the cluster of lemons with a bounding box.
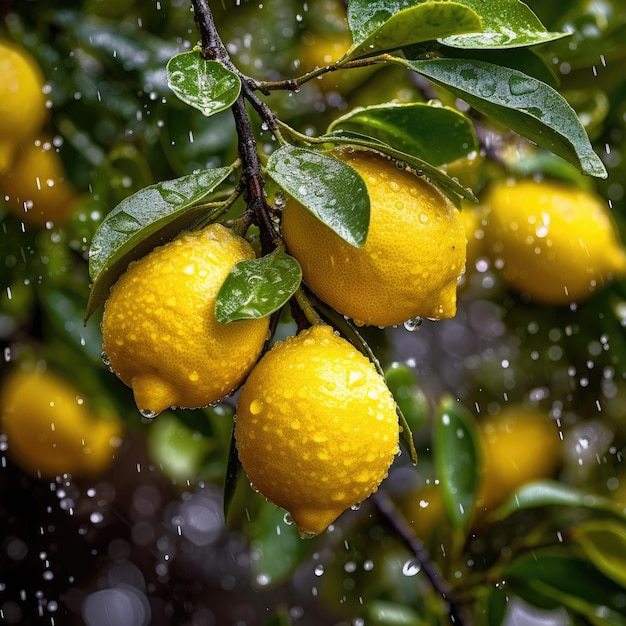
[99,149,467,537]
[0,40,78,229]
[461,176,626,305]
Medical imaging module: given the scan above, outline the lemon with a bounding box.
[281,149,467,326]
[235,324,400,537]
[477,406,562,512]
[0,367,122,479]
[0,41,47,172]
[0,138,79,228]
[101,224,270,417]
[484,178,626,305]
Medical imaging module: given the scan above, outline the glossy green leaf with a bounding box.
[494,480,626,521]
[345,0,482,61]
[215,251,302,322]
[266,145,370,247]
[167,50,241,116]
[405,58,607,178]
[505,549,626,624]
[327,103,477,167]
[367,599,427,625]
[433,396,481,533]
[86,167,232,321]
[384,363,429,432]
[319,131,476,208]
[574,521,626,588]
[441,0,567,49]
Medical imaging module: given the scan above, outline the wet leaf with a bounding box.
[167,50,241,116]
[266,145,370,247]
[319,130,476,208]
[345,0,482,61]
[433,396,481,533]
[441,0,567,49]
[405,58,607,178]
[215,251,302,322]
[505,549,626,624]
[223,426,243,522]
[493,480,626,521]
[367,599,427,625]
[574,520,626,588]
[384,364,429,433]
[328,103,477,167]
[86,167,232,321]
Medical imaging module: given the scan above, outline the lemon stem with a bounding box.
[293,288,324,328]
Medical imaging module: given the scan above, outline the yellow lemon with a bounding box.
[0,138,79,228]
[0,41,47,172]
[235,324,400,537]
[0,368,122,479]
[101,224,270,417]
[484,179,626,305]
[282,149,467,326]
[477,406,562,512]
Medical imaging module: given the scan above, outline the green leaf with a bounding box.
[86,167,232,321]
[493,480,626,521]
[215,251,302,322]
[327,103,477,167]
[367,599,427,625]
[440,0,567,49]
[404,58,607,178]
[505,549,626,624]
[318,131,476,208]
[167,50,241,116]
[266,145,370,247]
[223,425,243,522]
[384,363,429,433]
[345,0,482,61]
[433,396,481,533]
[574,520,626,588]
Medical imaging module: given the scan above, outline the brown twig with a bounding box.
[372,490,472,626]
[191,0,277,255]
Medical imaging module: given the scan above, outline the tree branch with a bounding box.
[191,0,277,255]
[372,490,472,626]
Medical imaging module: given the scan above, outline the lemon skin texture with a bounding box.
[0,41,47,172]
[0,139,79,229]
[0,368,122,479]
[484,179,626,305]
[235,324,400,538]
[281,149,467,327]
[101,224,270,417]
[477,406,562,512]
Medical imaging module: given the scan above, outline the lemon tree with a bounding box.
[3,1,626,625]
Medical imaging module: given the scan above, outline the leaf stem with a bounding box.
[372,490,472,626]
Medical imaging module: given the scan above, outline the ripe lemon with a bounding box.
[281,149,467,326]
[477,406,562,511]
[0,368,122,479]
[101,224,270,417]
[484,178,626,305]
[235,324,400,537]
[0,138,79,228]
[0,41,47,172]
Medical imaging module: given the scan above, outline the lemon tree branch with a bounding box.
[372,490,473,626]
[191,0,278,255]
